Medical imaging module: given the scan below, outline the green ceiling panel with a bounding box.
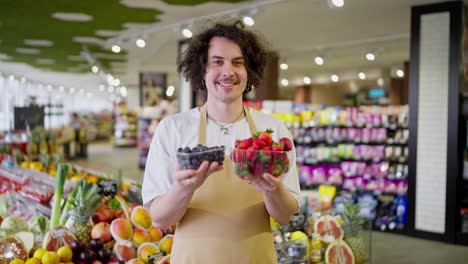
[0,0,246,73]
[0,0,160,73]
[163,0,245,5]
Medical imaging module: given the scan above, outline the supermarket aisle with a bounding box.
[81,142,468,263]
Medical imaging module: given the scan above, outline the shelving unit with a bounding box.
[113,104,137,147]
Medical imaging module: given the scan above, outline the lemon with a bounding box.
[25,258,41,264]
[42,252,60,264]
[10,259,25,264]
[57,246,73,262]
[33,248,48,260]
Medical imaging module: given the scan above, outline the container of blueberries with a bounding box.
[176,144,225,170]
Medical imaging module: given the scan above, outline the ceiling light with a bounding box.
[136,38,146,48]
[112,78,120,86]
[303,77,311,84]
[331,0,345,8]
[91,65,99,73]
[111,45,121,53]
[24,39,54,47]
[366,52,376,61]
[396,69,404,78]
[166,85,175,97]
[281,79,289,86]
[79,89,84,95]
[377,78,384,86]
[16,48,40,55]
[280,63,288,70]
[314,56,324,65]
[99,84,105,91]
[182,29,192,38]
[331,74,339,82]
[358,72,366,80]
[243,16,255,26]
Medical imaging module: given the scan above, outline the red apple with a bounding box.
[91,222,112,243]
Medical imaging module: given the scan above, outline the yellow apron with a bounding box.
[170,104,277,264]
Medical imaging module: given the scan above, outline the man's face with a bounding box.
[204,37,248,104]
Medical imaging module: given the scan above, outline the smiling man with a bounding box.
[142,20,300,264]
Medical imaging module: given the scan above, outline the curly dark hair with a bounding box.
[178,20,269,94]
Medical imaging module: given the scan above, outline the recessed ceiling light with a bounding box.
[243,16,255,26]
[182,29,192,38]
[166,85,175,97]
[303,77,311,84]
[112,45,121,53]
[20,77,26,84]
[315,56,324,65]
[331,74,339,82]
[396,69,405,77]
[112,78,120,86]
[51,12,93,22]
[16,48,40,54]
[24,39,54,47]
[59,86,65,92]
[136,39,146,48]
[366,53,376,61]
[281,79,289,86]
[331,0,345,8]
[358,72,366,80]
[92,66,99,73]
[280,63,288,70]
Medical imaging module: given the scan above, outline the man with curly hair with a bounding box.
[142,20,300,263]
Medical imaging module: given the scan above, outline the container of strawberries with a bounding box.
[231,129,293,178]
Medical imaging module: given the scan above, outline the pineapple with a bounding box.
[342,203,367,264]
[65,180,100,245]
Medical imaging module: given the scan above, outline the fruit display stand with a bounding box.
[273,196,372,264]
[0,162,173,264]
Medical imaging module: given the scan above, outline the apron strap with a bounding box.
[198,104,258,144]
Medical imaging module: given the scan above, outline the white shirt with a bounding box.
[142,107,301,206]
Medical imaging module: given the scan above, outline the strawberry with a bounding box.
[279,137,293,151]
[253,138,267,149]
[258,149,272,162]
[232,149,246,163]
[234,164,251,176]
[257,129,273,146]
[271,142,284,151]
[238,138,253,149]
[246,146,259,162]
[267,162,284,177]
[262,146,272,151]
[234,139,241,148]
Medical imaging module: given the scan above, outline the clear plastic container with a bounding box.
[176,146,225,170]
[230,149,291,177]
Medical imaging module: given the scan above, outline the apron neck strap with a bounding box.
[198,104,258,144]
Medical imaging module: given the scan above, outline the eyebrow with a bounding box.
[210,56,244,60]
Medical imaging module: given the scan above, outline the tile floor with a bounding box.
[76,142,468,264]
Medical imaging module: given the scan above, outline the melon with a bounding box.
[325,239,355,264]
[314,215,344,244]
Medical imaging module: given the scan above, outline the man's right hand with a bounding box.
[175,161,223,190]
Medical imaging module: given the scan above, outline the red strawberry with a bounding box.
[246,146,259,161]
[279,137,293,151]
[271,142,284,151]
[262,146,272,151]
[257,129,273,146]
[267,162,283,177]
[234,139,241,148]
[258,149,272,162]
[232,149,245,162]
[238,138,253,149]
[253,138,267,149]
